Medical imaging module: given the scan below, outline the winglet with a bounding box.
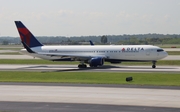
[89,40,94,46]
[14,21,43,48]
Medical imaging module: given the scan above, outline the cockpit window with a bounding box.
[157,49,164,52]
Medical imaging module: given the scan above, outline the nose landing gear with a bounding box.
[152,61,156,68]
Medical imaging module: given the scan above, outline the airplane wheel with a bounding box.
[78,64,87,68]
[78,65,81,68]
[152,65,156,68]
[83,64,87,68]
[89,64,93,67]
[89,64,97,67]
[152,61,156,68]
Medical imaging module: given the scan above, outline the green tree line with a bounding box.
[0,34,180,45]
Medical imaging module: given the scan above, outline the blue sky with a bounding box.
[0,0,180,37]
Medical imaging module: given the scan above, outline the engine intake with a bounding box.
[89,57,104,67]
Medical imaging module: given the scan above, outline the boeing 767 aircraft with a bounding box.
[15,21,168,68]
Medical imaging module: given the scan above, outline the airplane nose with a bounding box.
[163,51,168,58]
[158,51,168,59]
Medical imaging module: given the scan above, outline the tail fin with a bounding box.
[14,21,43,48]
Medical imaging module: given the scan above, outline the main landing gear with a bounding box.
[89,64,97,67]
[152,61,156,68]
[78,64,87,68]
[78,61,87,68]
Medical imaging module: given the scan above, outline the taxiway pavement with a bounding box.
[1,101,179,112]
[0,64,180,72]
[3,85,179,108]
[0,84,180,112]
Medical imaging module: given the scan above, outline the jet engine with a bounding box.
[89,57,104,67]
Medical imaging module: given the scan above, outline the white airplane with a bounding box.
[15,21,168,68]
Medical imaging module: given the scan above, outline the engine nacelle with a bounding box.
[89,57,104,67]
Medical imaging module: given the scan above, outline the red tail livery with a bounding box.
[15,21,43,48]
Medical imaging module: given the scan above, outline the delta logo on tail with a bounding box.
[18,28,31,47]
[15,21,43,48]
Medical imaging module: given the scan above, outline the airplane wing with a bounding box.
[37,52,108,59]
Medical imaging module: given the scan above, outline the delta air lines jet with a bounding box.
[15,21,168,68]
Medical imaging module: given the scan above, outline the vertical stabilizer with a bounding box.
[15,21,43,48]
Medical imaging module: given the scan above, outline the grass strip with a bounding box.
[0,52,21,55]
[0,48,22,50]
[167,51,180,55]
[0,71,180,86]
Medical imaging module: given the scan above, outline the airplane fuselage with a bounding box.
[20,45,168,62]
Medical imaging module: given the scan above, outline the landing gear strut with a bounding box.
[78,61,87,68]
[152,61,156,68]
[89,64,97,67]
